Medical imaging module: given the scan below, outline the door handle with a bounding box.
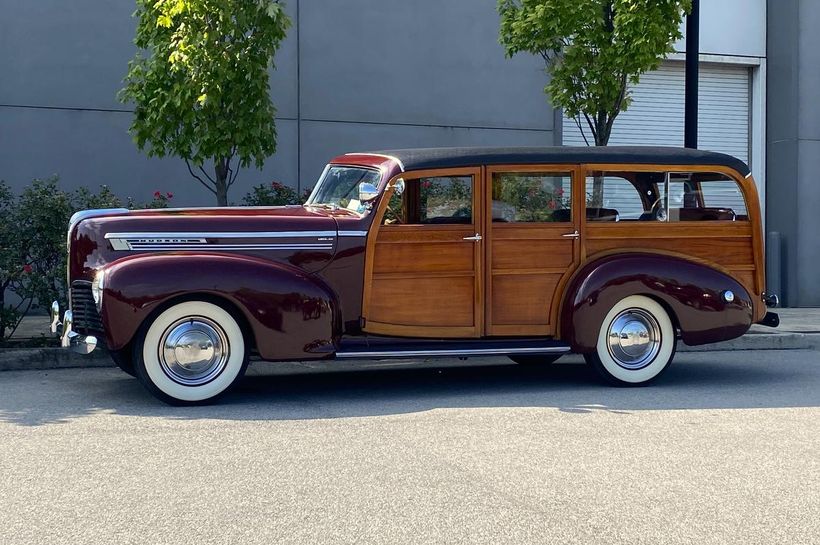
[463,233,483,242]
[562,230,580,239]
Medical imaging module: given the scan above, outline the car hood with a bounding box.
[69,205,345,278]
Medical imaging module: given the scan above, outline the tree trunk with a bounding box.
[214,159,229,207]
[589,110,612,208]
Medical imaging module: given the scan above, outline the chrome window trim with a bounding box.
[338,231,368,237]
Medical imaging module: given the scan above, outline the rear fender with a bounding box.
[560,253,753,351]
[101,253,340,360]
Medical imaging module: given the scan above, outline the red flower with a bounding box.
[422,180,432,189]
[166,192,173,199]
[547,200,556,210]
[23,264,32,273]
[153,191,161,199]
[557,188,565,196]
[271,181,284,189]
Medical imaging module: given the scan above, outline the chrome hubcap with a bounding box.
[606,308,661,370]
[159,317,230,386]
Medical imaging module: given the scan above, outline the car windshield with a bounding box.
[306,166,382,212]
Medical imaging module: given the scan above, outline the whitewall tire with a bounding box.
[584,295,676,386]
[133,301,249,405]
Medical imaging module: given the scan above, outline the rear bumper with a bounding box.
[757,311,780,328]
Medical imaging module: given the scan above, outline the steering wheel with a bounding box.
[649,197,667,222]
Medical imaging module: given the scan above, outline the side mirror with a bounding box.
[358,182,379,202]
[392,178,405,196]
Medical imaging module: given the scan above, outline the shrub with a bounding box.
[0,177,172,341]
[242,181,311,206]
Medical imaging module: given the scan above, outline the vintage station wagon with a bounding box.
[51,146,780,404]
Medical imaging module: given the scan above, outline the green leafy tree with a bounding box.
[499,0,690,148]
[120,0,291,206]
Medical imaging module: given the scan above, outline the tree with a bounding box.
[120,0,291,206]
[498,0,690,148]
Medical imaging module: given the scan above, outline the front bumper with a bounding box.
[50,301,97,354]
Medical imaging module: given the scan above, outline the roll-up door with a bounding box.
[562,61,751,164]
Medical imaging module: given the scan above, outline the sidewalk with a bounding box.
[2,309,818,371]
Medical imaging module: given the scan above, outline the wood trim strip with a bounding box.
[491,268,571,276]
[373,271,476,280]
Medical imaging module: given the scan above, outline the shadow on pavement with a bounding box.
[1,351,818,426]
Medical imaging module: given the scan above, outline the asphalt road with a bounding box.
[1,350,818,545]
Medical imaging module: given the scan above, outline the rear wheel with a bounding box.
[584,295,676,386]
[509,354,563,365]
[132,301,249,405]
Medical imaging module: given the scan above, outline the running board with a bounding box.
[335,338,571,360]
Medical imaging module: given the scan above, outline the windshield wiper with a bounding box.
[304,203,338,211]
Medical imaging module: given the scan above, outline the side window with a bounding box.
[382,176,473,225]
[491,172,572,222]
[666,172,748,221]
[585,171,666,221]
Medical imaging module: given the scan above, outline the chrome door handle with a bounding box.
[562,230,580,239]
[463,233,483,242]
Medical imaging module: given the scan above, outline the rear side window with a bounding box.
[585,171,666,221]
[585,171,748,222]
[666,172,748,221]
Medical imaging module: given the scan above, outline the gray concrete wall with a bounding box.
[673,0,766,57]
[0,0,553,206]
[767,0,820,306]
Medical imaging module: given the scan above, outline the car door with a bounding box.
[484,165,582,336]
[362,167,484,338]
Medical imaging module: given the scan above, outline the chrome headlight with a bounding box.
[91,269,106,311]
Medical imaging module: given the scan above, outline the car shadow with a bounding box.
[1,351,818,427]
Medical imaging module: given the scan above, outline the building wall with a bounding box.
[767,0,820,306]
[0,0,554,206]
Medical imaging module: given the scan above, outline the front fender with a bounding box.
[560,253,753,351]
[101,253,340,360]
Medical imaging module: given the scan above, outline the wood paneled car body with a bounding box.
[52,147,780,404]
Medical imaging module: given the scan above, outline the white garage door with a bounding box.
[562,61,751,164]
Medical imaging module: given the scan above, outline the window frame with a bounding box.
[376,167,482,231]
[582,167,751,224]
[488,170,575,224]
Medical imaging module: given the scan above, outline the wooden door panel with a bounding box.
[492,236,574,271]
[373,236,475,274]
[369,275,475,327]
[491,273,561,325]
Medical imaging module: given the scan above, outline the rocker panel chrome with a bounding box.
[335,346,570,359]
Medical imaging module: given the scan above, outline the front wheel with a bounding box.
[133,301,249,405]
[109,347,136,377]
[584,295,676,386]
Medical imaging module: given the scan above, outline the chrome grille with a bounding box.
[70,281,103,333]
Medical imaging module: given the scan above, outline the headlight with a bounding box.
[91,269,106,311]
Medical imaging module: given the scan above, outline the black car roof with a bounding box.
[374,146,750,177]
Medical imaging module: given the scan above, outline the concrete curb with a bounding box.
[678,332,819,352]
[0,347,113,372]
[0,333,818,372]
